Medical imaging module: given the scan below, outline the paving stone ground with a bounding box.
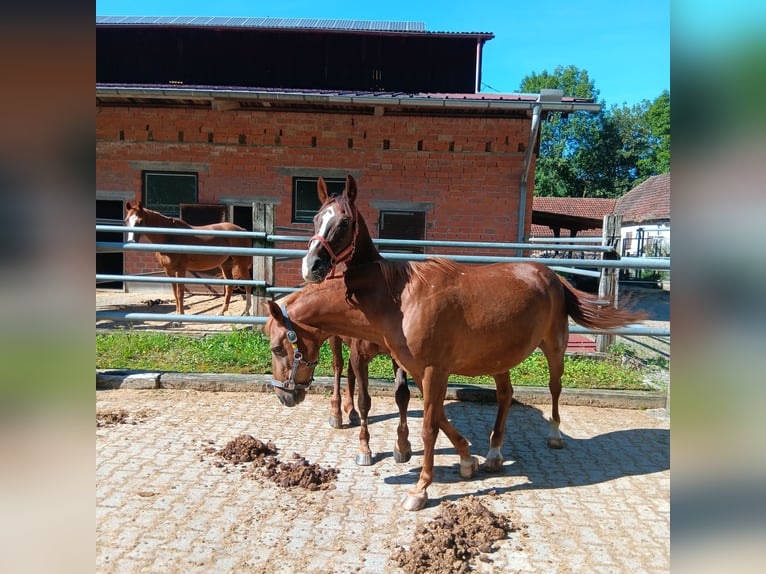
[96,389,669,573]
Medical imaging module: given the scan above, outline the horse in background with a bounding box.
[124,201,253,317]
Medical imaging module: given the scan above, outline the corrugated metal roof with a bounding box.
[95,15,478,34]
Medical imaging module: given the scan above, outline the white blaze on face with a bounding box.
[126,214,139,242]
[301,206,335,279]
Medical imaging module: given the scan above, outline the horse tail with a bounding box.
[559,276,646,330]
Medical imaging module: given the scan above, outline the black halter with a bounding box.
[269,306,318,392]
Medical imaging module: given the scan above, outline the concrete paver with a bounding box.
[96,389,669,573]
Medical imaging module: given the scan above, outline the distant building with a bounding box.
[614,173,671,258]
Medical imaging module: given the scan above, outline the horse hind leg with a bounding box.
[392,361,412,463]
[232,258,252,316]
[484,371,514,472]
[219,263,234,315]
[540,339,566,449]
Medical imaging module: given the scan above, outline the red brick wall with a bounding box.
[97,106,535,287]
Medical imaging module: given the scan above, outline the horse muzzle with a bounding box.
[301,253,331,283]
[271,385,307,407]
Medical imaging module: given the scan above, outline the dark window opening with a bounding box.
[142,171,198,217]
[292,177,346,223]
[378,210,426,254]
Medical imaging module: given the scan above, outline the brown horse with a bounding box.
[266,174,645,511]
[124,201,253,316]
[271,297,411,467]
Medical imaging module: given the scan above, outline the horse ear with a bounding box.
[266,300,285,324]
[345,175,357,204]
[317,177,328,204]
[137,200,144,210]
[125,200,133,210]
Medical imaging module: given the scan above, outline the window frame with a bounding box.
[292,176,346,224]
[142,171,198,217]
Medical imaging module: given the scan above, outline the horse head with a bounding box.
[124,200,146,243]
[301,175,359,283]
[264,300,321,407]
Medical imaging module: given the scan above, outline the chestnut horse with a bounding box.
[124,201,253,316]
[266,174,645,511]
[271,297,411,467]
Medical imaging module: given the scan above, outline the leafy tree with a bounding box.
[519,67,670,197]
[640,90,670,177]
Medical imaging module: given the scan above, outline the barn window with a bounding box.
[142,171,198,217]
[378,210,426,254]
[292,176,346,223]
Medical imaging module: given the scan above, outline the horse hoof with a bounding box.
[328,416,342,429]
[393,448,412,463]
[460,456,479,479]
[547,437,564,449]
[356,453,373,466]
[484,457,504,473]
[401,491,428,511]
[348,411,361,427]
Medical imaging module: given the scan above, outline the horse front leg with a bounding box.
[402,368,469,512]
[328,337,344,429]
[392,361,412,463]
[351,351,372,466]
[484,372,514,472]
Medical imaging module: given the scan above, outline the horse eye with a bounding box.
[271,347,287,357]
[338,219,349,230]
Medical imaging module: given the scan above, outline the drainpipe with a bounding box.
[517,103,542,252]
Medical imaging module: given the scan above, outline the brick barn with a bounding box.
[96,16,601,290]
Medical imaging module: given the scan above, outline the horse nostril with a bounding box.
[311,258,325,272]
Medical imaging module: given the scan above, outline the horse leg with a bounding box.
[232,258,252,316]
[219,263,234,315]
[328,337,344,429]
[403,368,474,511]
[350,349,372,466]
[344,356,360,426]
[392,361,412,463]
[540,340,566,449]
[484,371,514,472]
[172,272,185,315]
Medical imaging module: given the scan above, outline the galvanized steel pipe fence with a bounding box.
[96,222,670,338]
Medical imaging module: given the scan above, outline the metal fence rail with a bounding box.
[96,223,670,338]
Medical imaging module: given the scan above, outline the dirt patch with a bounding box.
[96,407,153,427]
[391,495,522,574]
[213,434,339,491]
[216,434,278,464]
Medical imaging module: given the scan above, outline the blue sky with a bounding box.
[96,0,670,108]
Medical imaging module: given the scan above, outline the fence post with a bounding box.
[252,202,275,318]
[596,214,622,353]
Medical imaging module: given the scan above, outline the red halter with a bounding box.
[307,210,358,279]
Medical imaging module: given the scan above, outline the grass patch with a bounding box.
[96,330,656,391]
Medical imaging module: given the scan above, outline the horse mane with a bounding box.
[368,257,462,303]
[144,207,192,229]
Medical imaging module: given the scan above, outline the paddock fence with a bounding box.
[96,214,670,345]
